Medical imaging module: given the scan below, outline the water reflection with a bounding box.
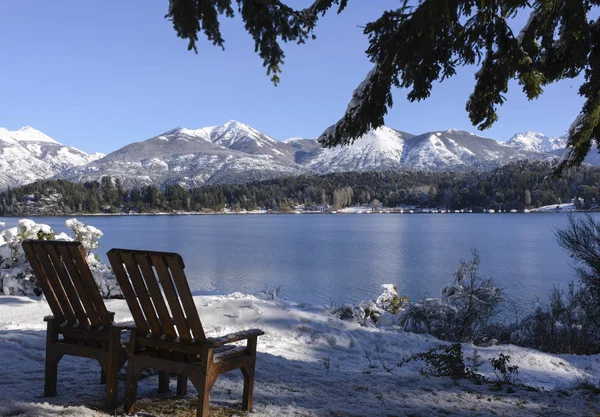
[0,213,585,306]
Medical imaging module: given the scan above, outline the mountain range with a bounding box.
[0,121,585,190]
[0,127,103,189]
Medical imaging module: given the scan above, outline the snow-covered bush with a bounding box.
[332,250,502,344]
[401,250,503,342]
[0,218,121,298]
[508,283,599,354]
[331,284,408,327]
[65,219,103,256]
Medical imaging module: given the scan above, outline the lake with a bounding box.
[0,213,589,309]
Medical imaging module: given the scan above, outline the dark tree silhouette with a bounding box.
[166,0,600,172]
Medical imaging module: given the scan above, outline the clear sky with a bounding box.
[0,1,586,154]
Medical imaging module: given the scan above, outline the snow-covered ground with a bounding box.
[0,293,599,416]
[531,203,577,212]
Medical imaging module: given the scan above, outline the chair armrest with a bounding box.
[205,328,264,348]
[43,315,55,322]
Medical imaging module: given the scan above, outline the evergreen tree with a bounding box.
[167,0,600,172]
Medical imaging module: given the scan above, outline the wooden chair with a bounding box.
[107,248,264,417]
[21,239,127,409]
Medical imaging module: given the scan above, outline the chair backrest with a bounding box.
[107,248,206,342]
[22,239,112,329]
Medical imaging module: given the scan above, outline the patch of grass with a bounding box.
[135,397,247,417]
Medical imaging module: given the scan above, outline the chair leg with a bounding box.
[100,370,107,384]
[44,319,61,397]
[105,327,121,409]
[124,360,139,414]
[242,337,258,411]
[241,365,255,411]
[158,371,170,393]
[44,352,62,397]
[191,371,211,417]
[176,374,187,396]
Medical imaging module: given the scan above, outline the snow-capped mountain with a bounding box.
[210,120,297,160]
[5,121,586,190]
[0,127,104,189]
[505,131,567,153]
[302,127,413,172]
[299,128,546,173]
[57,121,309,188]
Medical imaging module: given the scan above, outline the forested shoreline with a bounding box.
[1,160,600,216]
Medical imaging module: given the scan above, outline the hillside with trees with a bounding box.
[1,160,599,216]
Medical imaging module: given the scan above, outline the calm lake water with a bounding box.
[0,213,590,308]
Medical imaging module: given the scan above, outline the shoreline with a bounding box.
[0,209,594,218]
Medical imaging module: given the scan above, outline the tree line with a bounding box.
[1,160,600,216]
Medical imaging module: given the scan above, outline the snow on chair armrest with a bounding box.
[205,329,265,347]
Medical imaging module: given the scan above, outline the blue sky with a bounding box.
[0,1,585,154]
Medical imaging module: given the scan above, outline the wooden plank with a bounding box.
[53,244,98,328]
[44,244,90,328]
[69,245,111,326]
[119,252,163,335]
[150,254,191,341]
[56,244,101,328]
[137,337,203,356]
[134,253,177,339]
[107,250,150,334]
[35,244,77,325]
[22,241,65,322]
[165,254,206,342]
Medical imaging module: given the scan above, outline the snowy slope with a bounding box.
[303,126,413,173]
[0,293,598,416]
[210,120,297,161]
[5,122,590,190]
[0,127,103,189]
[303,128,547,173]
[506,131,567,153]
[58,122,309,188]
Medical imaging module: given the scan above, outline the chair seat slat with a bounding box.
[21,242,66,323]
[56,245,102,328]
[68,245,111,326]
[44,245,90,328]
[34,244,78,325]
[106,251,150,334]
[150,254,192,341]
[119,252,163,335]
[165,255,206,342]
[134,253,178,339]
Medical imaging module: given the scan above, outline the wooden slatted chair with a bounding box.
[21,239,127,409]
[107,248,264,417]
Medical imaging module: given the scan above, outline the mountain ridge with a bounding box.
[0,121,580,190]
[0,126,104,189]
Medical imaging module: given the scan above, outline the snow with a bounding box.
[306,126,407,173]
[7,126,60,144]
[0,219,120,298]
[531,203,577,212]
[0,291,598,416]
[0,126,103,189]
[506,131,567,153]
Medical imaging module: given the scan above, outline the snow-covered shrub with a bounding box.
[332,285,408,327]
[508,283,599,354]
[0,218,121,298]
[65,218,103,256]
[376,284,408,315]
[332,251,502,344]
[401,249,503,342]
[0,219,60,295]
